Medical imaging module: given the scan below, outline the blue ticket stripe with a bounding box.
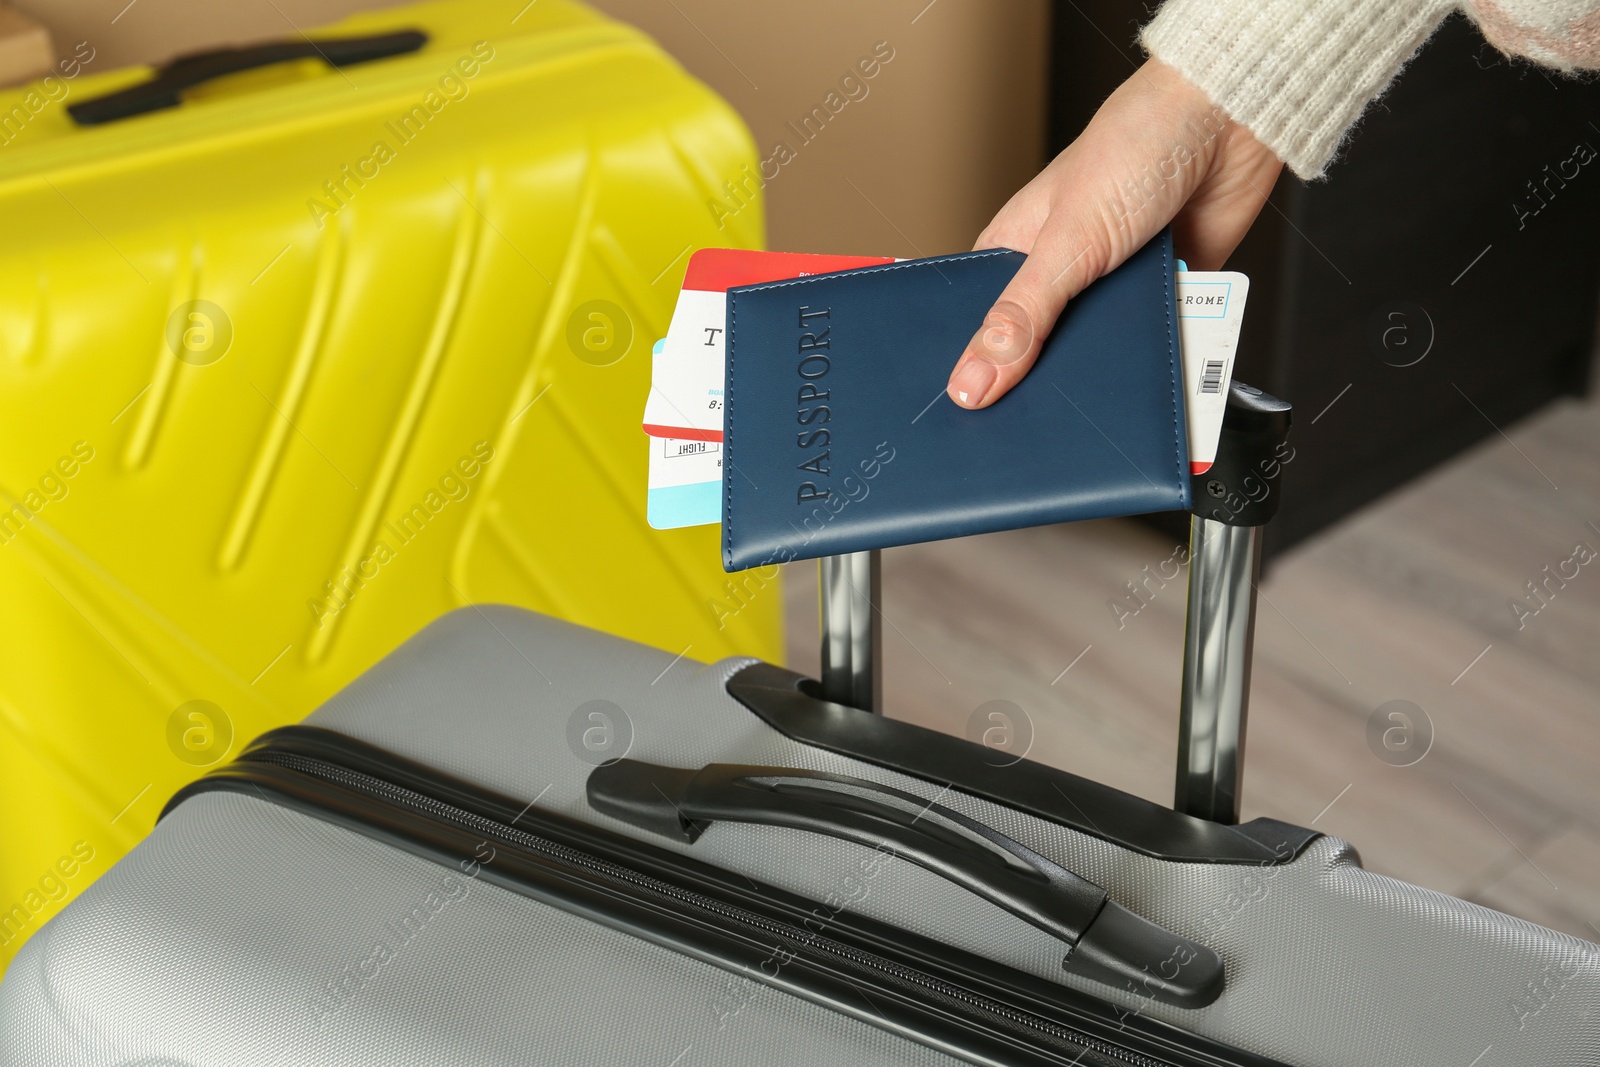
[647,480,719,529]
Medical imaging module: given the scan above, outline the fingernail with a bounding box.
[948,358,997,408]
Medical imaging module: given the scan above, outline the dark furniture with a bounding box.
[1051,6,1600,557]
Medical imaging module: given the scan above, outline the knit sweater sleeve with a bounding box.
[1142,0,1600,180]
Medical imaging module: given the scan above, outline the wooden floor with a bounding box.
[784,392,1600,942]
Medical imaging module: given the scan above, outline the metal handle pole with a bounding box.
[819,550,882,712]
[1174,518,1261,825]
[1173,381,1291,825]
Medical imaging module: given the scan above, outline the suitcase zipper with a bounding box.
[246,748,1170,1067]
[185,735,1281,1067]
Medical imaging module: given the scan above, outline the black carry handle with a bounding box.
[67,30,429,126]
[588,759,1224,1007]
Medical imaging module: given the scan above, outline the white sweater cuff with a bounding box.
[1142,0,1455,179]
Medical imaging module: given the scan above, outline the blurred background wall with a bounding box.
[6,0,1052,257]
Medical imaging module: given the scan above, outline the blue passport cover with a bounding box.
[721,231,1188,572]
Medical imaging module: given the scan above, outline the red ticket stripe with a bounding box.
[683,248,895,292]
[644,423,723,443]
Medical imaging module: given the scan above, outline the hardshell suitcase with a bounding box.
[3,387,1598,1066]
[0,0,778,968]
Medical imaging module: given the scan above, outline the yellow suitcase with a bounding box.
[0,0,777,965]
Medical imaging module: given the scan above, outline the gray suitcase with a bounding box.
[3,386,1597,1066]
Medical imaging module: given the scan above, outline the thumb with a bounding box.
[945,226,1105,409]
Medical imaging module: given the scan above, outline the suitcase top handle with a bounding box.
[67,30,429,126]
[587,758,1226,1008]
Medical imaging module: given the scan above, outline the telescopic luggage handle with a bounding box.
[817,380,1293,827]
[1176,384,1291,825]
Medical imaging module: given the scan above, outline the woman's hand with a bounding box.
[945,59,1284,409]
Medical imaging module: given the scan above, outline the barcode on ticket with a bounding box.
[1199,360,1226,395]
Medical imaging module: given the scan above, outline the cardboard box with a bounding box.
[0,6,53,87]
